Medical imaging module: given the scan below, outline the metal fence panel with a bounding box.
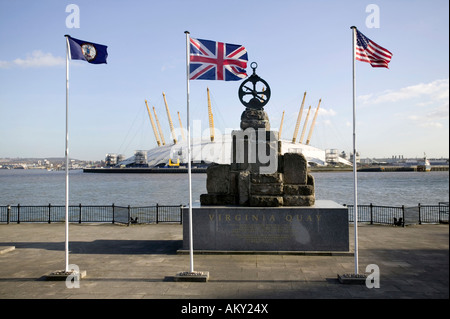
[129,206,156,224]
[0,203,446,225]
[347,204,404,226]
[420,203,449,224]
[114,206,130,224]
[156,205,182,223]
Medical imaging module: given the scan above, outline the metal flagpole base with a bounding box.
[45,269,87,281]
[174,271,209,282]
[337,273,367,285]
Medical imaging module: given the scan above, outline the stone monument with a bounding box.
[200,62,315,207]
[181,63,349,253]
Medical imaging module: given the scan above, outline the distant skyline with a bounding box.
[1,0,448,161]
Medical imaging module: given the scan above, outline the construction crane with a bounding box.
[299,105,311,144]
[177,111,186,142]
[207,87,215,142]
[292,91,307,143]
[145,100,161,147]
[278,110,285,140]
[306,99,321,145]
[162,92,177,144]
[152,106,166,146]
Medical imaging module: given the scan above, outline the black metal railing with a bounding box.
[0,204,184,225]
[346,202,449,226]
[1,203,448,226]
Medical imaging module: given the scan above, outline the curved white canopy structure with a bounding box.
[119,134,344,167]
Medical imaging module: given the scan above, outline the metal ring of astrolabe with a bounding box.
[238,62,271,110]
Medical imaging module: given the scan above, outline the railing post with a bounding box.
[127,205,130,226]
[48,203,51,224]
[180,205,183,225]
[17,204,20,224]
[402,205,405,227]
[112,203,115,224]
[7,205,10,224]
[418,203,422,225]
[79,203,82,224]
[370,203,373,225]
[156,203,159,224]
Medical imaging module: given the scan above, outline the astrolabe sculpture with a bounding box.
[238,62,271,110]
[238,62,271,130]
[200,62,315,207]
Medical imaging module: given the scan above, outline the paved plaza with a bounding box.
[0,222,448,300]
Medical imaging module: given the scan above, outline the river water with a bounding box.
[0,169,448,207]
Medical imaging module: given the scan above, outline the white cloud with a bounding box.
[357,78,449,105]
[0,50,64,68]
[319,108,336,116]
[425,103,449,119]
[357,93,373,104]
[407,102,449,129]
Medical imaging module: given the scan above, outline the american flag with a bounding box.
[189,37,248,81]
[355,29,392,68]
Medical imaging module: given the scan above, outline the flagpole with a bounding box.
[350,26,359,274]
[185,30,194,273]
[64,35,70,273]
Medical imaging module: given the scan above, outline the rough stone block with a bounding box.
[240,120,270,130]
[206,164,230,194]
[238,171,250,205]
[283,153,308,184]
[241,108,269,121]
[284,184,314,195]
[229,171,238,195]
[278,154,284,172]
[240,109,270,130]
[307,173,315,187]
[200,194,236,206]
[250,183,283,195]
[283,195,315,206]
[249,195,283,207]
[251,172,283,184]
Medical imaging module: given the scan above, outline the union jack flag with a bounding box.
[189,37,248,81]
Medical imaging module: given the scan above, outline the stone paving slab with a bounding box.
[0,223,448,301]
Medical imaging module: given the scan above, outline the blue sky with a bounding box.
[0,0,448,161]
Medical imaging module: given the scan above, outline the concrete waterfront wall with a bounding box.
[182,200,349,252]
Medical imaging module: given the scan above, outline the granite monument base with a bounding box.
[181,200,349,253]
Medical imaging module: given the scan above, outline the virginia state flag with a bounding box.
[66,35,108,64]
